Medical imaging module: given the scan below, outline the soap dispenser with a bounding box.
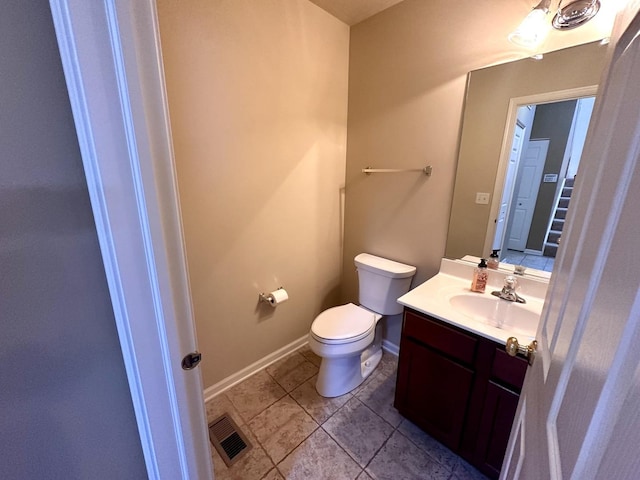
[487,249,500,270]
[471,258,489,293]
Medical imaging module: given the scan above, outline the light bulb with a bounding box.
[508,7,551,48]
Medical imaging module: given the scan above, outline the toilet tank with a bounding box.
[355,253,417,315]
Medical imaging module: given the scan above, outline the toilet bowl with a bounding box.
[309,303,382,397]
[308,253,416,397]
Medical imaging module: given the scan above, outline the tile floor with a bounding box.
[205,346,488,480]
[501,249,555,272]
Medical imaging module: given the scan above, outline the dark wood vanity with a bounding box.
[394,308,528,479]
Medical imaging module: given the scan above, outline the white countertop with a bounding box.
[397,258,547,345]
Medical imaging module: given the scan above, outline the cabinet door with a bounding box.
[475,381,520,478]
[395,338,474,450]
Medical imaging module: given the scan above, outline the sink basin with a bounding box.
[447,293,540,336]
[397,258,549,344]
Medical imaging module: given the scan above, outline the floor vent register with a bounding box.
[208,414,252,467]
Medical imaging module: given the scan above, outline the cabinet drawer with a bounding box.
[491,349,528,391]
[404,310,477,365]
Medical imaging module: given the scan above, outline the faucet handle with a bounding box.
[504,275,518,289]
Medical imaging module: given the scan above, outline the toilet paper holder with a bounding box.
[259,287,288,307]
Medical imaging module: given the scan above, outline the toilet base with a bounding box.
[315,343,382,398]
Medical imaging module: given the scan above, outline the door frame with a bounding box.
[49,1,213,478]
[483,86,599,256]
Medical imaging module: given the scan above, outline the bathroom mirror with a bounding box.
[445,41,608,273]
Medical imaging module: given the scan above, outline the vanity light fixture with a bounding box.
[509,0,601,48]
[508,0,552,48]
[552,0,601,29]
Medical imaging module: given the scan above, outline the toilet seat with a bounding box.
[310,303,376,345]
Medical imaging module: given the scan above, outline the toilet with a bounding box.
[308,253,416,397]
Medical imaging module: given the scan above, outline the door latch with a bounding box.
[182,351,202,370]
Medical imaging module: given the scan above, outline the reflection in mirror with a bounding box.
[494,96,595,273]
[445,41,608,274]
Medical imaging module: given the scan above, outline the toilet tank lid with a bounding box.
[354,253,416,279]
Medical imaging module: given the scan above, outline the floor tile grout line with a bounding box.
[213,352,470,479]
[351,394,396,431]
[207,397,479,476]
[264,352,319,394]
[393,426,456,475]
[237,409,278,474]
[363,425,460,480]
[249,393,320,466]
[320,389,398,472]
[356,364,459,477]
[279,375,393,477]
[319,424,368,473]
[353,377,403,431]
[361,422,398,475]
[225,378,288,424]
[287,373,354,426]
[259,467,280,480]
[319,420,370,470]
[219,389,319,473]
[274,422,320,466]
[271,421,321,472]
[208,421,276,480]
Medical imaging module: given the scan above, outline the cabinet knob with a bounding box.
[505,337,538,365]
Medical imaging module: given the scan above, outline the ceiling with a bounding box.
[307,0,620,57]
[308,0,406,25]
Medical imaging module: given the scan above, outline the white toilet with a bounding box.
[308,253,416,397]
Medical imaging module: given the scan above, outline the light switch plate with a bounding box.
[475,192,490,204]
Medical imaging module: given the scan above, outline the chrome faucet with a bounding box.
[492,275,526,304]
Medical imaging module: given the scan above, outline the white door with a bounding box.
[493,122,526,251]
[507,140,549,251]
[49,1,213,478]
[501,4,640,479]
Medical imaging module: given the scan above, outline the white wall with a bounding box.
[0,1,146,477]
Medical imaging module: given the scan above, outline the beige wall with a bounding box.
[157,0,349,387]
[156,0,615,380]
[342,0,613,346]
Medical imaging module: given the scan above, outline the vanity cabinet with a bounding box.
[395,309,528,479]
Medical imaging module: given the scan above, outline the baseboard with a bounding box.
[524,248,544,256]
[203,334,308,402]
[204,334,399,401]
[381,339,399,357]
